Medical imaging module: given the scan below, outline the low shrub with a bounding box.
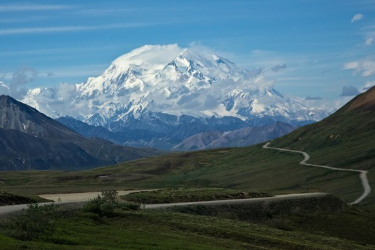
[83,190,119,217]
[119,202,141,211]
[1,203,58,240]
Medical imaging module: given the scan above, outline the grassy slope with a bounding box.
[271,88,375,208]
[0,191,50,206]
[0,146,363,205]
[1,209,375,250]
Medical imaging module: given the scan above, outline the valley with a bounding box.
[1,1,374,249]
[0,88,373,249]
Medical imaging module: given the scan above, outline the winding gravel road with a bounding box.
[144,192,328,209]
[0,192,328,216]
[263,142,371,205]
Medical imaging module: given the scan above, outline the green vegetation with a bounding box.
[0,191,51,206]
[169,194,345,222]
[0,145,365,207]
[1,203,57,241]
[83,190,119,217]
[83,190,140,217]
[123,188,271,204]
[1,198,374,250]
[167,194,375,246]
[271,91,375,208]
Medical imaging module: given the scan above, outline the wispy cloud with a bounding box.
[343,61,360,70]
[0,46,123,57]
[344,59,375,76]
[365,37,374,45]
[361,81,375,91]
[0,23,159,36]
[0,64,108,81]
[44,65,107,78]
[270,64,287,72]
[0,15,59,24]
[76,8,137,15]
[351,13,364,23]
[0,4,71,12]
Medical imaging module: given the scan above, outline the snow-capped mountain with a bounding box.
[22,44,329,149]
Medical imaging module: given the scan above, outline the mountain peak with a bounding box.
[23,44,329,133]
[0,93,82,140]
[0,94,11,101]
[0,94,32,111]
[112,44,185,70]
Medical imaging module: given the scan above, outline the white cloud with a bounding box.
[343,61,359,69]
[351,13,364,23]
[344,59,375,77]
[362,61,375,76]
[0,4,71,12]
[365,37,373,45]
[361,81,375,92]
[298,96,352,113]
[0,23,160,36]
[0,67,39,99]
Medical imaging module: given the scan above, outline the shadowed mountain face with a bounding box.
[172,122,296,151]
[0,95,160,171]
[57,116,297,150]
[0,96,78,140]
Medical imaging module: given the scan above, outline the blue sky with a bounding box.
[0,0,374,100]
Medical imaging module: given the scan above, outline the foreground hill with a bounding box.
[272,86,375,171]
[0,95,159,171]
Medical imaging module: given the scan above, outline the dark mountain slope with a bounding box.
[0,95,160,171]
[57,114,251,150]
[0,128,104,171]
[0,96,77,140]
[56,116,118,142]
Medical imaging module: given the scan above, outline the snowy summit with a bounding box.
[22,44,328,128]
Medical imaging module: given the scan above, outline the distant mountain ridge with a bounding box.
[20,44,328,149]
[0,95,159,171]
[173,122,296,151]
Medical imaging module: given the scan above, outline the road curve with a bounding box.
[144,192,328,209]
[263,142,371,205]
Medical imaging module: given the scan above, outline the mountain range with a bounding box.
[12,44,328,149]
[172,122,295,151]
[0,95,159,171]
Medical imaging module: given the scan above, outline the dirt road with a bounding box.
[263,142,371,205]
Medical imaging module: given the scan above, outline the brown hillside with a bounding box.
[342,86,375,113]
